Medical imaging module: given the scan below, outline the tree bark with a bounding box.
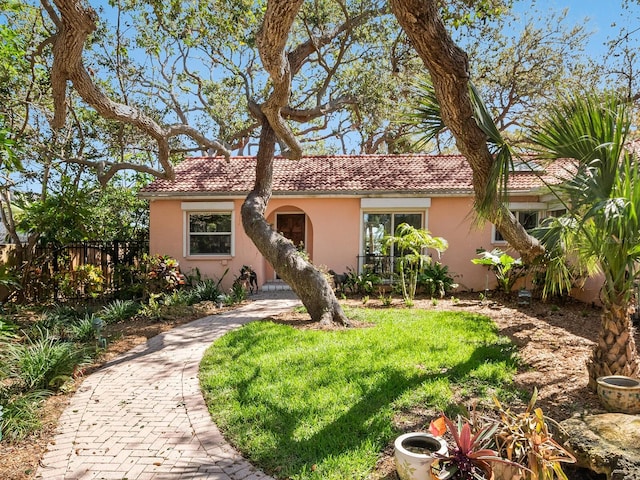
[389,0,544,263]
[241,122,350,326]
[587,303,640,389]
[243,0,350,326]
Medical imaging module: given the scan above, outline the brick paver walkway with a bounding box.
[36,292,301,480]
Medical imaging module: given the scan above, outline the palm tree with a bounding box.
[530,92,640,387]
[383,223,448,306]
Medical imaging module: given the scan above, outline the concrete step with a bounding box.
[261,280,292,292]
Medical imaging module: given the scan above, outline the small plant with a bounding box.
[0,391,50,442]
[163,289,192,307]
[6,327,90,391]
[431,297,439,306]
[429,414,509,480]
[0,317,19,338]
[404,298,414,308]
[378,291,393,307]
[361,295,370,305]
[139,294,164,320]
[70,314,98,343]
[230,280,247,303]
[418,262,458,298]
[190,278,224,303]
[451,296,460,305]
[344,267,381,295]
[493,389,575,479]
[472,249,526,294]
[101,299,140,324]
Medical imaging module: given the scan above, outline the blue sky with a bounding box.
[521,0,637,55]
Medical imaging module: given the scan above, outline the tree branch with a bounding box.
[44,0,230,183]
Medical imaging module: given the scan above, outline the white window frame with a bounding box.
[359,198,431,257]
[182,202,235,257]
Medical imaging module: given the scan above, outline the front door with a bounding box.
[277,213,306,249]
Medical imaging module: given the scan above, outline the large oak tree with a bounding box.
[30,0,600,324]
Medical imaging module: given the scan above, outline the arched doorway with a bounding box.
[276,213,306,249]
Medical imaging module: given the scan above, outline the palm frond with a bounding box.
[468,82,514,216]
[405,78,447,150]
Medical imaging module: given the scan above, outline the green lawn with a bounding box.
[199,307,518,480]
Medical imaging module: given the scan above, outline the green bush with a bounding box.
[0,391,49,443]
[6,327,90,391]
[189,279,223,303]
[163,289,193,306]
[100,299,140,324]
[70,315,98,343]
[344,268,381,295]
[418,262,458,298]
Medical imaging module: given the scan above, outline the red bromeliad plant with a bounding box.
[429,414,523,480]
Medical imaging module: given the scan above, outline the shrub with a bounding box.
[344,267,381,295]
[229,280,247,303]
[418,262,458,298]
[138,294,164,321]
[100,299,140,324]
[0,317,19,339]
[162,289,193,307]
[140,254,186,295]
[0,391,50,442]
[70,314,98,343]
[56,264,104,298]
[189,279,223,303]
[6,327,90,391]
[472,249,526,294]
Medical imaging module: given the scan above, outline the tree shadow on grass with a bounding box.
[227,339,516,478]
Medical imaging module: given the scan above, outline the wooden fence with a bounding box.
[9,240,149,303]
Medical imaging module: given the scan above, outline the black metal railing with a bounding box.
[356,255,400,281]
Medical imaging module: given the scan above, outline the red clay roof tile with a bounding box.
[140,154,568,196]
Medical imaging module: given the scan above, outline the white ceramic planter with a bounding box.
[596,375,640,414]
[394,432,448,480]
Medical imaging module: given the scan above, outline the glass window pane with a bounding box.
[363,213,391,255]
[190,234,231,254]
[189,214,231,233]
[518,211,538,230]
[393,213,422,232]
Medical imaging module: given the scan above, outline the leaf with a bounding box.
[429,416,447,437]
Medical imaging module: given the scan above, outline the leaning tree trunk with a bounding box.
[389,0,543,263]
[241,123,350,327]
[587,303,640,390]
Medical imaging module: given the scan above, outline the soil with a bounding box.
[2,292,638,480]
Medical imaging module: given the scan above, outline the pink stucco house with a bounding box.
[140,154,577,295]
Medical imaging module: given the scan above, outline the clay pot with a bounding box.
[394,432,447,480]
[596,375,640,414]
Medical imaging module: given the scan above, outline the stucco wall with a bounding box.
[148,197,362,291]
[148,195,536,293]
[427,196,496,292]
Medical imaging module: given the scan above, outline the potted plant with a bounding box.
[492,389,576,480]
[394,431,448,480]
[427,414,517,480]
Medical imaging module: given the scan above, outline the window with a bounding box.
[493,210,539,243]
[188,212,232,255]
[363,212,423,255]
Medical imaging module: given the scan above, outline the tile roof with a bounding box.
[140,154,568,197]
